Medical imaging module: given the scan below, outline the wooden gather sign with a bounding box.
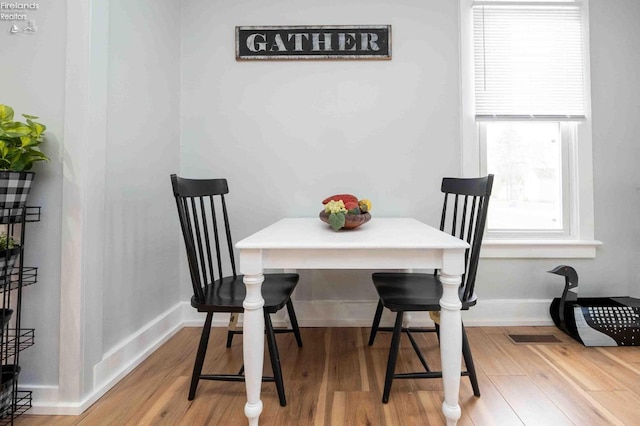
[236,25,391,60]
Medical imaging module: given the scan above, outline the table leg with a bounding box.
[439,272,463,426]
[243,273,265,426]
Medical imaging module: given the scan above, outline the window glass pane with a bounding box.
[485,122,563,231]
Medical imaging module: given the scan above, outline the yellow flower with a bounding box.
[358,199,372,213]
[325,200,347,214]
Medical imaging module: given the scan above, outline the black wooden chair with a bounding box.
[368,175,493,403]
[171,174,303,406]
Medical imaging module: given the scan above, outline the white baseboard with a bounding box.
[25,298,553,414]
[460,299,554,326]
[92,303,185,391]
[292,299,554,327]
[23,385,62,415]
[25,302,185,415]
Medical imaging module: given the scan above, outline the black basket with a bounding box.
[0,365,20,418]
[0,309,12,331]
[0,172,34,211]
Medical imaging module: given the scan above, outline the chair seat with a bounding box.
[192,273,299,314]
[372,272,477,312]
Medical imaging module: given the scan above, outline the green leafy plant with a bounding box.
[0,233,18,251]
[0,104,49,171]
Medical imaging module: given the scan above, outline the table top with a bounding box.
[236,217,469,250]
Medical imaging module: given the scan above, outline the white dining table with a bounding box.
[235,217,469,426]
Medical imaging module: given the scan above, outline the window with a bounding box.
[459,0,600,257]
[482,121,567,235]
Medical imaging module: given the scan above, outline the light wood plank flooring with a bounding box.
[16,325,640,425]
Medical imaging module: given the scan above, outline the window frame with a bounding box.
[459,0,601,258]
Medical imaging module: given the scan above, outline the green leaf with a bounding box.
[21,135,37,147]
[26,119,45,137]
[11,154,26,171]
[328,212,346,231]
[0,105,49,170]
[0,232,17,250]
[0,105,14,122]
[3,122,31,137]
[29,150,48,160]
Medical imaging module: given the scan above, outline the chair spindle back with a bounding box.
[171,175,237,302]
[439,175,494,303]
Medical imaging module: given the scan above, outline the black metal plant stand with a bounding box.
[0,207,39,424]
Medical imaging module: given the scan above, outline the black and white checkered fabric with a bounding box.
[0,247,19,282]
[0,172,34,209]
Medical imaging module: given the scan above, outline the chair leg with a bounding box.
[189,311,213,400]
[462,325,480,397]
[226,312,240,348]
[286,300,303,348]
[369,300,384,346]
[265,310,287,407]
[382,311,404,403]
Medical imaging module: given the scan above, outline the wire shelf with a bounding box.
[1,329,34,362]
[23,207,41,223]
[0,207,41,225]
[0,390,32,424]
[0,205,39,424]
[0,267,38,293]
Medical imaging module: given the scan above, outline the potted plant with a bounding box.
[0,233,19,283]
[0,104,49,213]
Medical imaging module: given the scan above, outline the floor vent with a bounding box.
[508,334,562,344]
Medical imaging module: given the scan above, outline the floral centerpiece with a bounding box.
[320,193,372,231]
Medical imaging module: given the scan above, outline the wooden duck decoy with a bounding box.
[549,265,640,346]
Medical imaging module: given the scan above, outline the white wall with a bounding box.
[180,0,462,302]
[103,0,182,352]
[0,0,67,386]
[1,0,181,408]
[180,0,640,309]
[589,0,640,297]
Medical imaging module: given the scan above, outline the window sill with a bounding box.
[481,239,602,259]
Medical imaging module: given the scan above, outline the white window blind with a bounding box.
[473,1,586,119]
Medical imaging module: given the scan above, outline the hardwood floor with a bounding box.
[16,325,640,425]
